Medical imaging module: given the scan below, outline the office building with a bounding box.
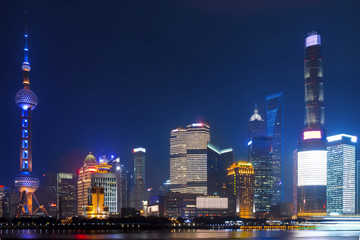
[77,152,97,216]
[108,156,123,214]
[86,187,109,219]
[248,105,266,140]
[207,143,233,197]
[186,123,210,194]
[297,31,327,216]
[91,161,117,214]
[170,128,187,193]
[196,196,228,217]
[0,186,10,218]
[249,136,273,215]
[227,161,254,218]
[266,92,284,205]
[57,173,77,219]
[130,148,148,210]
[327,134,357,215]
[13,20,47,217]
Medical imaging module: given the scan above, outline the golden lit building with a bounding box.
[77,152,97,216]
[86,186,109,219]
[227,161,254,218]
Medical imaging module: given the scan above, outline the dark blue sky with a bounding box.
[1,1,360,202]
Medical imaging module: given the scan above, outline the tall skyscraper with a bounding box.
[266,92,284,205]
[130,148,148,210]
[248,105,266,141]
[249,136,273,215]
[108,156,123,214]
[227,161,254,218]
[13,19,47,217]
[326,134,357,215]
[297,31,327,216]
[170,128,187,193]
[57,173,77,219]
[77,152,97,216]
[207,143,233,197]
[186,123,210,194]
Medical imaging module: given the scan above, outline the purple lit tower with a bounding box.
[14,15,48,217]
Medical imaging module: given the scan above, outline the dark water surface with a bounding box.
[1,229,360,239]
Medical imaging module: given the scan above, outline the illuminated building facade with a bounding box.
[108,156,123,213]
[14,20,47,217]
[86,187,109,219]
[207,143,233,197]
[186,123,210,194]
[196,196,228,217]
[170,128,187,193]
[77,152,97,216]
[227,161,254,218]
[57,173,77,219]
[326,134,357,215]
[297,31,327,216]
[0,186,10,218]
[249,136,273,215]
[130,148,148,210]
[91,161,117,214]
[266,92,284,205]
[248,105,266,140]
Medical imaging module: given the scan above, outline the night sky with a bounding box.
[1,1,360,202]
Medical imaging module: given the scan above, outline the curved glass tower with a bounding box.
[14,16,47,217]
[297,31,327,216]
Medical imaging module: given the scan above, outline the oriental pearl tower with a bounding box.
[14,14,48,217]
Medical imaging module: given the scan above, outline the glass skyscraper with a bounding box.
[130,148,148,211]
[326,134,357,215]
[266,92,284,205]
[186,123,210,194]
[170,128,187,193]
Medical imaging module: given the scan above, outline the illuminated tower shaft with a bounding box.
[304,31,324,129]
[14,14,47,217]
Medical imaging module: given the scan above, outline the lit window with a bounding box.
[22,129,28,138]
[22,140,28,149]
[22,119,28,127]
[23,150,28,159]
[23,160,28,169]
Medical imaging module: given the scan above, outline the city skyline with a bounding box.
[1,1,360,203]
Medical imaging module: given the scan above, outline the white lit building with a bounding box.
[186,123,210,194]
[326,134,357,215]
[170,128,187,193]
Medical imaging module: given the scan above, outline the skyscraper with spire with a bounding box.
[296,30,327,216]
[248,104,266,142]
[14,14,47,217]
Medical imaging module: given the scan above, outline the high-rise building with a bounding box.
[13,20,47,217]
[356,160,360,214]
[77,152,97,216]
[130,148,148,210]
[248,105,266,141]
[0,186,10,218]
[186,123,210,194]
[57,173,77,219]
[108,156,123,214]
[249,136,273,216]
[207,143,233,197]
[292,149,298,216]
[326,134,357,215]
[86,187,109,219]
[227,161,254,218]
[170,128,187,193]
[297,31,327,216]
[91,161,117,214]
[266,92,284,205]
[37,173,57,217]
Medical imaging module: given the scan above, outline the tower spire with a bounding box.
[22,11,31,87]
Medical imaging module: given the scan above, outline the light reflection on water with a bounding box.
[0,229,360,239]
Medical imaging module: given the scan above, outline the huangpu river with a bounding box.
[1,229,360,239]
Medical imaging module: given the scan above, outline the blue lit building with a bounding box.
[326,134,357,215]
[266,92,284,205]
[13,18,47,217]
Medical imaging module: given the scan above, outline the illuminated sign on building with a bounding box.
[191,123,203,127]
[327,134,358,143]
[306,34,321,47]
[196,197,228,209]
[298,150,327,186]
[133,147,146,153]
[303,130,322,140]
